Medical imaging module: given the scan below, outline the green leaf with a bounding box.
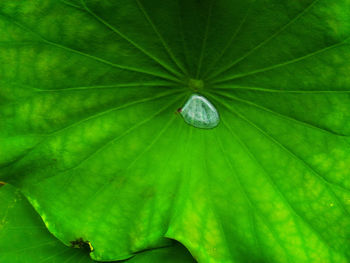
[0,184,195,262]
[0,184,95,263]
[123,244,195,263]
[1,0,350,262]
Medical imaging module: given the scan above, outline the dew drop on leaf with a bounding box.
[180,94,220,129]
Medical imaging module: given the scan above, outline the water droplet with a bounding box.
[180,94,219,129]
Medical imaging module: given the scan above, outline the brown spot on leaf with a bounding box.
[70,238,94,252]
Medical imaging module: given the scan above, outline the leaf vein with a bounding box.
[80,0,183,79]
[214,131,292,262]
[0,13,181,83]
[136,0,188,76]
[208,0,321,80]
[213,90,348,137]
[212,38,350,83]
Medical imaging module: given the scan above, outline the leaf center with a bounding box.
[188,78,204,92]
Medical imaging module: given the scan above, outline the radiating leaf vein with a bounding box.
[211,94,350,217]
[219,118,331,257]
[215,131,292,262]
[0,12,181,83]
[80,0,184,79]
[136,0,188,76]
[213,90,348,138]
[212,38,350,84]
[207,0,321,80]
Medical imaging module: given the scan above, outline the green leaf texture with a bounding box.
[0,184,95,263]
[0,184,195,262]
[1,0,350,262]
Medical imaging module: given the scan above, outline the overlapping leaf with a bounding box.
[0,184,195,262]
[0,184,96,263]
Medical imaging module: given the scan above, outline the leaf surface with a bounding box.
[0,184,95,263]
[0,184,195,262]
[1,0,350,262]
